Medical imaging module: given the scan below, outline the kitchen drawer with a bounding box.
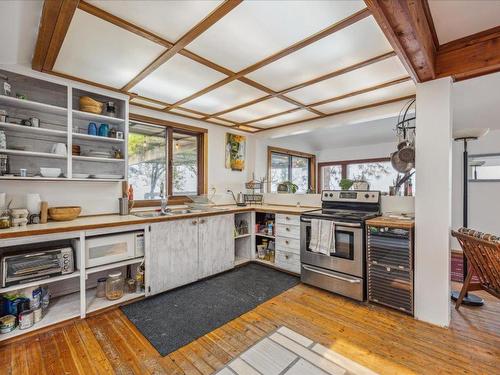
[275,250,300,274]
[276,214,300,226]
[276,223,300,239]
[276,236,300,254]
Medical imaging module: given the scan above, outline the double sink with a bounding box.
[133,207,229,218]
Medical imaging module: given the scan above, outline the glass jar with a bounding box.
[96,277,107,298]
[105,272,123,300]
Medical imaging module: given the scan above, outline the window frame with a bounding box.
[129,113,207,207]
[318,157,391,192]
[267,146,316,193]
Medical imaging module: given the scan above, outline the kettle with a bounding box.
[227,190,246,206]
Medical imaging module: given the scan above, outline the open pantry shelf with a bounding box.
[0,271,81,294]
[256,233,275,239]
[85,257,144,276]
[0,122,67,137]
[0,149,67,159]
[72,155,124,163]
[86,287,145,314]
[73,132,124,143]
[0,291,80,342]
[72,109,125,125]
[0,95,67,116]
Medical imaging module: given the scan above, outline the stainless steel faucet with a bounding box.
[160,182,170,215]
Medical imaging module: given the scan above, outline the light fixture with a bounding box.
[451,127,490,306]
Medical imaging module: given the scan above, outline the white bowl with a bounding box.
[40,167,62,178]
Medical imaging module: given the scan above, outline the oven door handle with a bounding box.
[300,218,361,228]
[302,265,361,284]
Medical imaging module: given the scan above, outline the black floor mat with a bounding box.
[120,263,300,356]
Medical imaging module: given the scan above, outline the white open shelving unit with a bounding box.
[0,67,129,182]
[0,224,148,342]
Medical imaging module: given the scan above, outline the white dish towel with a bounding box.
[309,219,335,255]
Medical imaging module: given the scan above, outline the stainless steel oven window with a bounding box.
[302,222,355,259]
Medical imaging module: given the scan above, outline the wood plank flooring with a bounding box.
[1,282,499,374]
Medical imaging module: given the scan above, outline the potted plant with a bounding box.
[339,178,354,190]
[277,181,299,193]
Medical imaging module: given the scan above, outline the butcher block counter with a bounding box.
[0,204,316,239]
[366,215,415,229]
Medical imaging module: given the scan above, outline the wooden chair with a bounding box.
[451,229,500,310]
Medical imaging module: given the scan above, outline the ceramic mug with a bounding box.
[51,143,67,156]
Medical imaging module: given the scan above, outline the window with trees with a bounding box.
[268,147,316,193]
[319,158,409,193]
[128,115,206,204]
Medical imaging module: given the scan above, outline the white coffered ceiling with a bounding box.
[44,1,418,132]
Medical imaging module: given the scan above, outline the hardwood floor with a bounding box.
[1,282,499,374]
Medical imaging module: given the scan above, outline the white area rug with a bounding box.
[216,326,378,375]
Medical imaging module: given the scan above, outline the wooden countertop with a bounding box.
[366,216,415,229]
[0,204,317,240]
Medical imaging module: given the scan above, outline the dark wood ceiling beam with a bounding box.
[435,26,500,81]
[165,8,371,110]
[121,0,242,91]
[32,0,79,71]
[255,95,416,132]
[365,0,436,82]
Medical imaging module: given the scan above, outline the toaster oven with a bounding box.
[1,247,75,287]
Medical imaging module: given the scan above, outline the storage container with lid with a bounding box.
[105,272,124,300]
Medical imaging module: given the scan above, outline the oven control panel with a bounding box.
[321,190,380,203]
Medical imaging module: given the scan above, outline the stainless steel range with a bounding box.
[300,190,380,301]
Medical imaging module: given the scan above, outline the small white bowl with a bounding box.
[40,167,62,178]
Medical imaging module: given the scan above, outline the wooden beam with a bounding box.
[204,52,396,119]
[255,95,416,132]
[32,0,64,70]
[436,26,500,81]
[121,0,242,91]
[365,0,436,82]
[308,76,412,107]
[165,8,371,110]
[32,0,79,71]
[243,108,302,126]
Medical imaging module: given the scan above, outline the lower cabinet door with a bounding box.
[198,214,235,279]
[149,218,199,295]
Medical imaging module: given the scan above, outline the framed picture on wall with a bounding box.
[225,133,246,171]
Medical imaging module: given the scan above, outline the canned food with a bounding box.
[0,315,16,333]
[33,307,43,323]
[18,310,34,330]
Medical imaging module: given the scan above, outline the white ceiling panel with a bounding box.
[221,98,297,123]
[187,1,366,72]
[130,54,226,104]
[250,109,317,128]
[182,80,267,114]
[169,108,205,118]
[314,80,415,114]
[247,16,393,91]
[87,0,223,43]
[53,10,165,88]
[428,0,500,44]
[287,56,409,104]
[130,97,166,109]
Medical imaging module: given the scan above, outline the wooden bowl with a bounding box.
[48,206,82,221]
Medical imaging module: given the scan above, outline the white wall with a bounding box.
[317,141,396,163]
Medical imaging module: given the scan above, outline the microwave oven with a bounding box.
[1,247,74,287]
[73,231,144,269]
